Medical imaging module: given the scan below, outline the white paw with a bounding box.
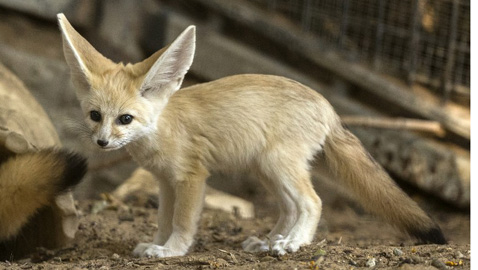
[271,235,300,255]
[133,243,185,258]
[241,236,269,253]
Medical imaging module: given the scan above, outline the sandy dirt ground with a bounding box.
[0,189,470,270]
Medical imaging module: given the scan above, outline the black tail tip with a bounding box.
[410,226,447,245]
[55,149,88,191]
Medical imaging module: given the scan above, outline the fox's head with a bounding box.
[58,14,195,150]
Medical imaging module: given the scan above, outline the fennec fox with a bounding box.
[0,149,87,241]
[58,14,446,257]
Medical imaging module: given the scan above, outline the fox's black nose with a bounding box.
[97,140,109,147]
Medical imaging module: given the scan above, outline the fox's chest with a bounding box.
[126,135,168,169]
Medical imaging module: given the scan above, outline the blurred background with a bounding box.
[0,0,469,211]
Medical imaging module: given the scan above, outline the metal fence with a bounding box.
[248,0,470,102]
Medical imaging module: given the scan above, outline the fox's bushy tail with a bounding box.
[0,149,87,240]
[322,122,446,244]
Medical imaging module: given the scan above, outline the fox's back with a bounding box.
[159,74,338,171]
[171,74,337,131]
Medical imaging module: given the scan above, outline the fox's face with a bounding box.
[58,14,195,150]
[78,70,158,150]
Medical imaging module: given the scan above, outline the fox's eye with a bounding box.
[119,114,133,125]
[90,111,101,122]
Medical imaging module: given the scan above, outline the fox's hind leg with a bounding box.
[241,172,298,253]
[258,149,322,255]
[271,175,322,255]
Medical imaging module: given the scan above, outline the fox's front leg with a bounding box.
[154,179,175,245]
[133,169,208,258]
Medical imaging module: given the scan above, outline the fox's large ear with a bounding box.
[57,13,115,95]
[139,26,196,101]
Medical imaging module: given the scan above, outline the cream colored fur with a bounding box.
[58,14,445,258]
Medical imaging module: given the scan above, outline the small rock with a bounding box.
[410,255,423,263]
[393,248,403,256]
[348,259,358,266]
[366,258,376,268]
[455,251,464,259]
[125,261,139,267]
[111,253,121,260]
[431,258,447,270]
[118,210,135,222]
[400,258,414,265]
[210,258,229,267]
[91,200,108,214]
[260,256,275,262]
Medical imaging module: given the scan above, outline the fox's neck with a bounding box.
[125,112,175,170]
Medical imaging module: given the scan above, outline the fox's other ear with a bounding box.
[140,25,196,101]
[57,13,115,95]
